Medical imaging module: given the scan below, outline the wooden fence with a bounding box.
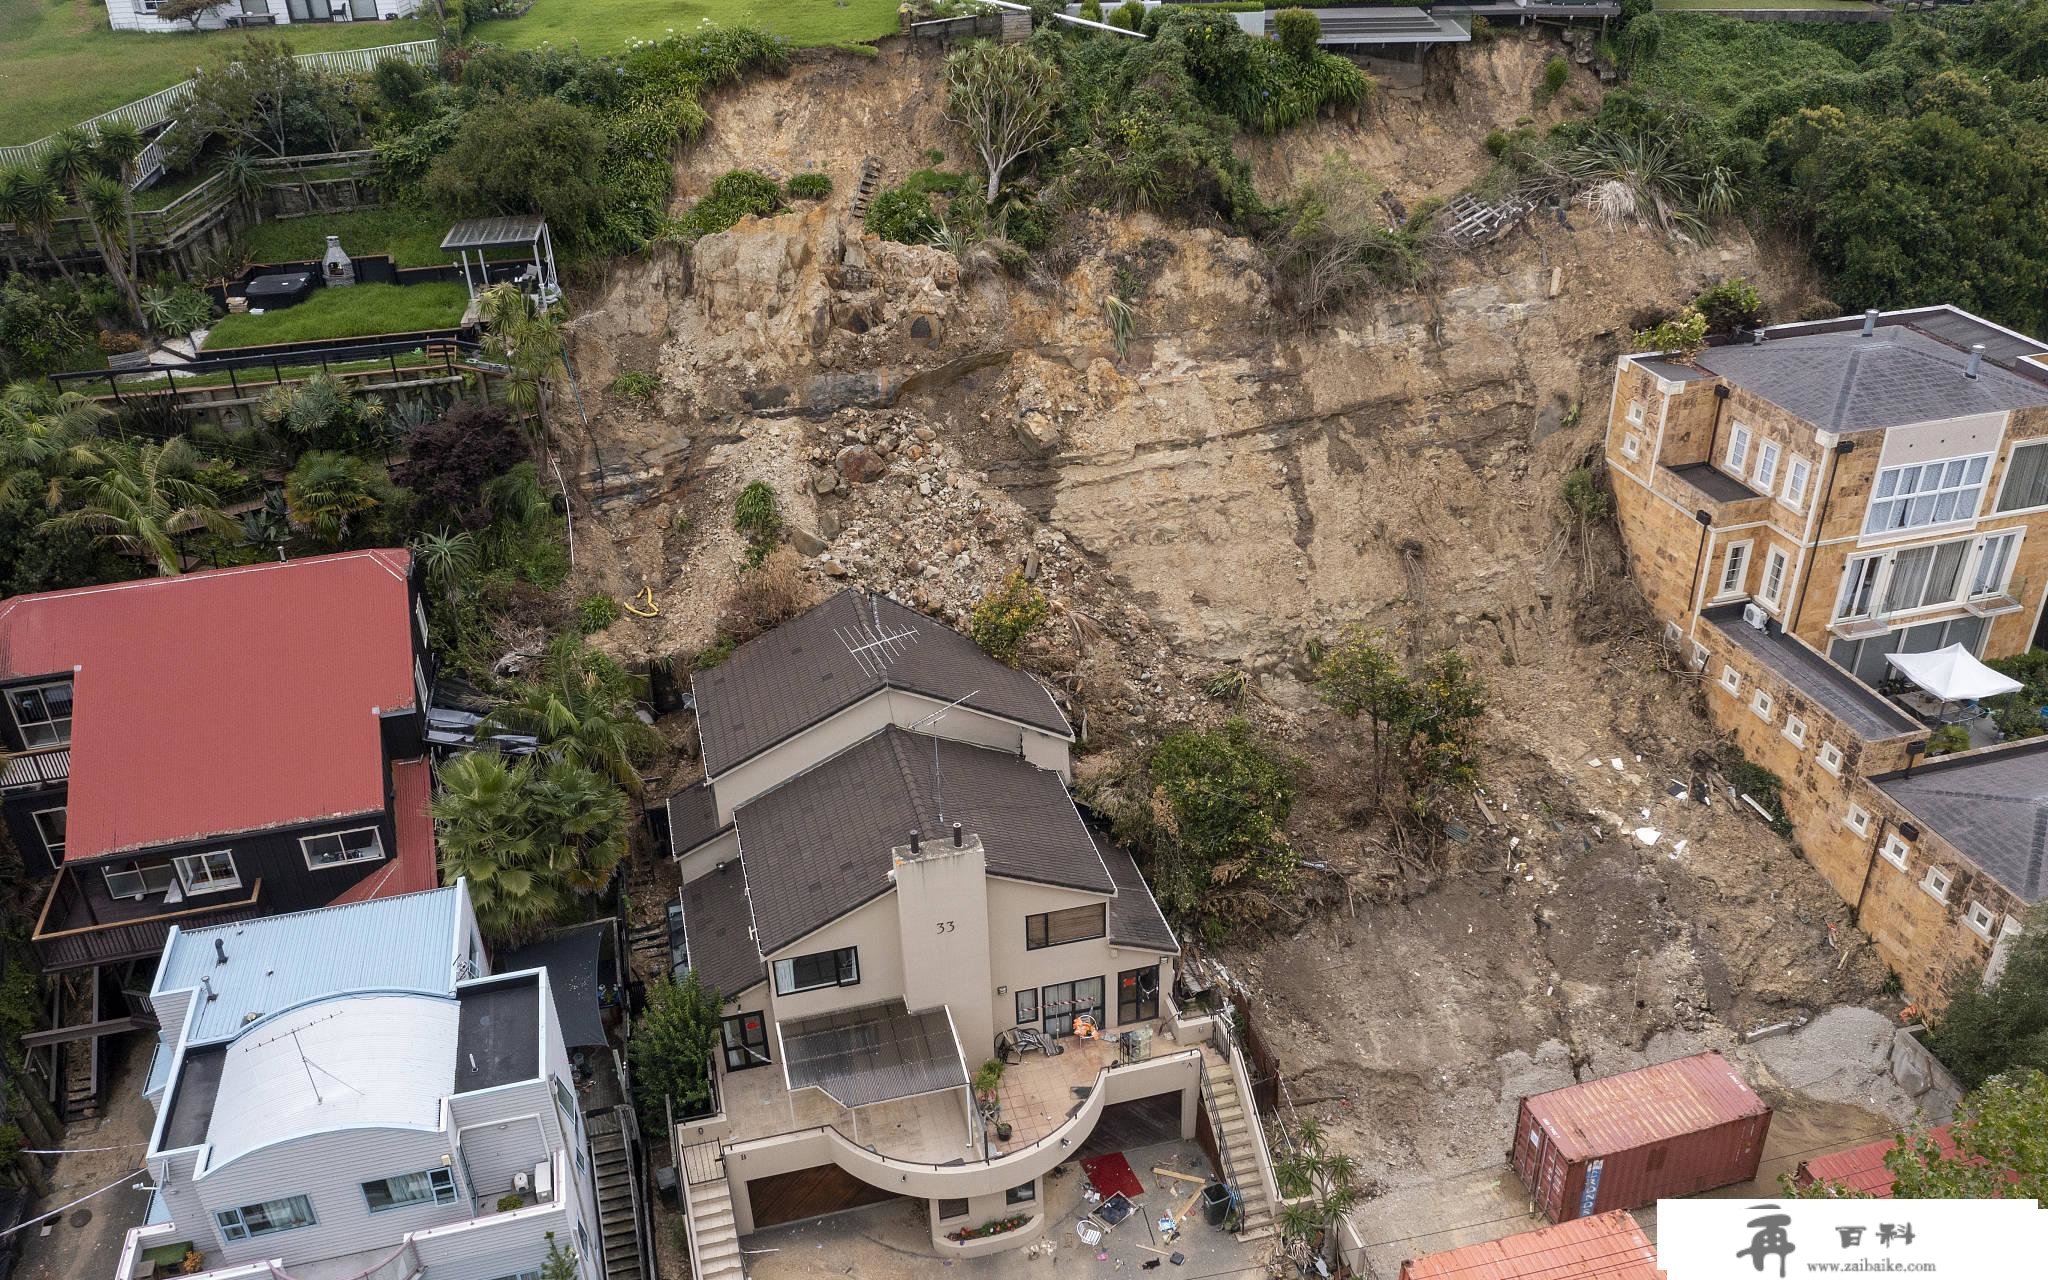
[0,41,438,170]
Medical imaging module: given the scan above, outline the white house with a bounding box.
[116,882,608,1280]
[107,0,424,35]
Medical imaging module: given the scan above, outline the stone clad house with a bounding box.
[657,590,1279,1270]
[1605,306,2048,1005]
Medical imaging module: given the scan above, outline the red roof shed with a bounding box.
[1401,1210,1664,1280]
[1794,1126,1959,1198]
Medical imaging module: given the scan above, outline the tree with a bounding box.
[1314,628,1486,819]
[434,750,629,942]
[630,972,723,1130]
[43,130,142,326]
[475,284,571,439]
[1275,1118,1365,1272]
[1790,1069,2048,1201]
[968,570,1050,665]
[284,450,401,550]
[477,635,659,793]
[1925,901,2048,1088]
[173,38,325,161]
[158,0,235,31]
[43,436,238,576]
[1136,718,1299,924]
[944,42,1062,204]
[539,1235,578,1280]
[413,529,479,606]
[259,373,392,459]
[0,170,76,286]
[1313,627,1412,804]
[0,382,107,511]
[424,96,609,248]
[91,121,145,299]
[1274,9,1322,61]
[395,403,527,530]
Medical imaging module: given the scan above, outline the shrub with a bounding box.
[1540,56,1571,103]
[395,404,528,531]
[1632,306,1709,357]
[611,370,660,400]
[674,169,783,239]
[497,1194,526,1213]
[577,593,622,634]
[1692,277,1765,336]
[1989,694,2046,742]
[969,571,1050,665]
[865,169,967,244]
[785,171,833,199]
[1080,0,1102,21]
[1561,467,1611,524]
[717,547,814,641]
[630,972,723,1128]
[1925,723,1972,757]
[1274,9,1322,61]
[1720,750,1791,837]
[732,480,782,567]
[1923,901,2048,1088]
[1137,718,1299,923]
[1111,1,1145,32]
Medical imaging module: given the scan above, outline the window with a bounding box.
[6,679,73,748]
[552,1076,577,1137]
[301,827,385,869]
[1970,532,2019,598]
[1818,742,1844,776]
[1750,689,1773,722]
[1725,424,1753,475]
[1995,440,2048,512]
[1690,643,1709,672]
[1759,547,1789,609]
[1626,399,1645,426]
[103,863,176,900]
[1005,1182,1036,1207]
[1117,966,1160,1025]
[772,947,858,995]
[1752,440,1782,492]
[721,1012,771,1071]
[217,1195,315,1242]
[1782,715,1806,748]
[1025,903,1106,951]
[32,807,65,859]
[1836,554,1885,621]
[362,1168,455,1213]
[1880,540,1969,614]
[1719,665,1742,695]
[1015,987,1040,1027]
[1965,901,1997,939]
[1880,834,1911,870]
[1846,804,1870,836]
[1620,433,1642,461]
[1716,541,1751,599]
[1782,457,1812,512]
[936,1198,969,1222]
[1866,455,1989,534]
[1036,977,1106,1037]
[174,851,239,895]
[1922,865,1952,904]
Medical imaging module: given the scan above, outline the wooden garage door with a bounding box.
[746,1164,903,1230]
[1072,1091,1184,1164]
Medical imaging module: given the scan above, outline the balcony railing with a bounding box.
[32,870,264,971]
[0,746,69,790]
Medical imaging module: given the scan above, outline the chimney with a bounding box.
[952,822,963,848]
[322,235,356,288]
[214,937,228,966]
[1966,344,1984,380]
[1861,309,1879,337]
[909,828,922,856]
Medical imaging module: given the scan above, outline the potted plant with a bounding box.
[972,1058,1005,1108]
[497,1192,526,1213]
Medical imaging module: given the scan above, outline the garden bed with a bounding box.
[202,282,469,350]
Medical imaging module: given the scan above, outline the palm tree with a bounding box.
[477,634,659,793]
[217,150,264,226]
[1273,1118,1365,1272]
[283,449,388,549]
[433,750,628,942]
[43,436,239,575]
[79,175,144,329]
[413,528,479,606]
[478,283,571,444]
[91,122,145,288]
[1,169,77,285]
[0,382,108,509]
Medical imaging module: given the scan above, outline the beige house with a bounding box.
[657,591,1279,1271]
[1605,306,2048,1007]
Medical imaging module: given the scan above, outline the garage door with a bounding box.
[1071,1091,1184,1163]
[745,1164,905,1230]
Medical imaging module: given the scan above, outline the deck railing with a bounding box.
[32,870,265,971]
[0,746,70,791]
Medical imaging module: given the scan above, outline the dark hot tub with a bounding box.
[243,271,316,309]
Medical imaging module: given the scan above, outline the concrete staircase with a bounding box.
[683,1142,744,1280]
[1201,1051,1275,1238]
[588,1114,644,1280]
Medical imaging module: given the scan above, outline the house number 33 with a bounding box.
[935,921,956,934]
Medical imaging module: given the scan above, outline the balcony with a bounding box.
[1,745,69,791]
[32,866,264,971]
[1657,461,1772,527]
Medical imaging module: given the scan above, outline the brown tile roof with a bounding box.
[678,861,765,1000]
[734,728,1113,955]
[691,589,1070,777]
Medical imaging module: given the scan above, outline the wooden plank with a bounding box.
[1151,1167,1206,1185]
[20,1016,156,1049]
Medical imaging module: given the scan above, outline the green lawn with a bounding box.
[242,206,454,268]
[481,0,899,54]
[1654,0,1879,9]
[203,281,469,349]
[0,0,437,146]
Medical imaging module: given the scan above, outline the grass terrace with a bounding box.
[240,207,453,269]
[481,0,900,53]
[202,281,469,350]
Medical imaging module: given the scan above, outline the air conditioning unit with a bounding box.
[533,1160,553,1201]
[1742,602,1770,631]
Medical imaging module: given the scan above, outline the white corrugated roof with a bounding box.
[203,992,457,1171]
[155,886,463,1046]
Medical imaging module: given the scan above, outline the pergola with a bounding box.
[441,216,560,311]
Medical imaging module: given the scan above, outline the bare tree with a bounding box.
[943,42,1061,205]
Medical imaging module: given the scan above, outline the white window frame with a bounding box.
[1759,547,1789,610]
[1835,553,1886,622]
[1626,399,1645,426]
[1690,642,1710,672]
[1969,530,2021,599]
[103,863,176,900]
[1964,901,1997,939]
[1725,423,1754,475]
[173,850,240,896]
[1782,714,1807,748]
[32,806,66,859]
[1845,803,1870,836]
[1621,432,1642,461]
[1719,664,1742,695]
[1921,865,1952,904]
[1782,456,1812,512]
[216,1195,315,1242]
[300,826,386,870]
[1750,688,1774,722]
[1993,439,2048,514]
[6,678,73,748]
[1716,540,1752,600]
[1818,741,1844,776]
[1751,440,1782,493]
[1880,834,1911,871]
[1865,454,1990,536]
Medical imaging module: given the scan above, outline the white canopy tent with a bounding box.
[1885,644,2023,702]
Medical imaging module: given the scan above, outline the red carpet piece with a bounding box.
[1081,1152,1145,1201]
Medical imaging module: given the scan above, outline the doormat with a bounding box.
[1082,1151,1145,1201]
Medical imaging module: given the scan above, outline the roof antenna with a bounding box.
[908,690,981,826]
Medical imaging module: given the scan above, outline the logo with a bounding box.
[1659,1197,2048,1278]
[1734,1205,1795,1278]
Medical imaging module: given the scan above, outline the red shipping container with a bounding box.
[1400,1210,1664,1280]
[1509,1051,1771,1223]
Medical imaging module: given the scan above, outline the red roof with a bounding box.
[1522,1052,1769,1162]
[0,551,417,860]
[332,758,439,904]
[1402,1211,1663,1280]
[1796,1126,1958,1197]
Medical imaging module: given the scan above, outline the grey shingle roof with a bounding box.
[692,589,1070,777]
[1876,741,2048,903]
[678,861,766,1000]
[735,728,1114,955]
[1704,605,1919,741]
[1694,326,2048,433]
[1097,835,1177,953]
[665,781,729,857]
[1665,462,1759,505]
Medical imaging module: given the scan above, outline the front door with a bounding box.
[348,0,375,16]
[286,0,330,20]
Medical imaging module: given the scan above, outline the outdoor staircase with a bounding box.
[1201,1051,1275,1238]
[683,1141,744,1280]
[588,1113,645,1280]
[848,157,883,221]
